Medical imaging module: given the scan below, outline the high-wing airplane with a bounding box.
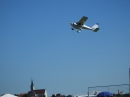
[70,16,99,33]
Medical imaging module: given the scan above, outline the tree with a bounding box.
[52,94,56,97]
[43,94,46,97]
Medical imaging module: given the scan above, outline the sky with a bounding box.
[0,0,130,96]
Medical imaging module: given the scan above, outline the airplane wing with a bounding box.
[78,16,88,25]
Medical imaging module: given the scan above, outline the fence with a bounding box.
[88,84,130,96]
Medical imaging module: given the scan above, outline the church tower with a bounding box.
[30,79,35,91]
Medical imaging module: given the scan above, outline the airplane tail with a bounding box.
[92,23,99,32]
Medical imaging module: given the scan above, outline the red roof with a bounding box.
[28,89,46,94]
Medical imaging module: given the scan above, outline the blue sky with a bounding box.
[0,0,130,96]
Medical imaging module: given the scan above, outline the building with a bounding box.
[28,80,47,97]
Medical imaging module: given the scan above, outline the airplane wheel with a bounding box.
[77,31,80,33]
[71,28,74,30]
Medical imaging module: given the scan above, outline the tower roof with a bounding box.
[31,79,34,85]
[30,79,35,91]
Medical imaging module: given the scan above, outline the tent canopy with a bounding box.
[97,92,113,97]
[1,94,18,97]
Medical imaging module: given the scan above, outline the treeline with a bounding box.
[115,93,130,97]
[51,94,73,97]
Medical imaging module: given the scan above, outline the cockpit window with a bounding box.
[76,22,82,25]
[73,23,77,25]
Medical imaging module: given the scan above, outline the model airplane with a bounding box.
[70,16,99,33]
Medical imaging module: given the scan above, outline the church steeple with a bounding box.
[30,79,35,91]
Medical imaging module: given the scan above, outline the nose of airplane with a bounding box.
[69,22,72,25]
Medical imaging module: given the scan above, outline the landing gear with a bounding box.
[77,30,80,33]
[71,28,74,30]
[77,28,82,33]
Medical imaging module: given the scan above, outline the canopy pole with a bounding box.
[88,87,89,97]
[129,68,130,94]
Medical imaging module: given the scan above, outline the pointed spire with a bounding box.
[30,79,35,91]
[31,79,34,86]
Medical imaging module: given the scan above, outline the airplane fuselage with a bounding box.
[70,22,92,30]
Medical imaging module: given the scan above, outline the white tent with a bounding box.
[74,94,96,97]
[1,94,18,97]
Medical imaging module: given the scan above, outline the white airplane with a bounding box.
[70,16,99,33]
